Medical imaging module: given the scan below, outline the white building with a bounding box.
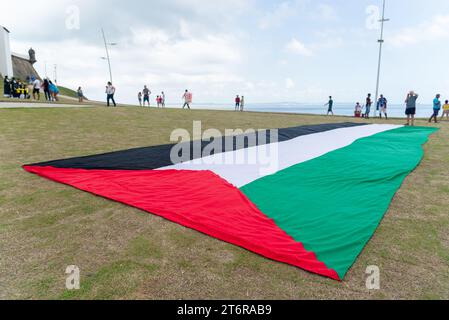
[0,25,13,77]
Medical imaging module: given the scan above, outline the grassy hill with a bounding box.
[58,85,87,100]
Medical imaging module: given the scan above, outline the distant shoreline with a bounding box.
[1,101,438,120]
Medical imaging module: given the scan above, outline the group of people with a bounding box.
[102,83,197,109]
[353,94,388,119]
[3,75,59,101]
[135,86,193,109]
[234,95,245,112]
[137,86,166,108]
[325,91,449,126]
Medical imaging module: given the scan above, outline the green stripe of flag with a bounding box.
[241,126,438,279]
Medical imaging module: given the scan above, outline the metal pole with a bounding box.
[374,0,389,117]
[101,28,113,83]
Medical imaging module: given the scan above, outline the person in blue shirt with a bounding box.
[48,81,60,102]
[429,94,441,123]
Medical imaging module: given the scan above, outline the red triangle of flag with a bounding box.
[24,165,339,280]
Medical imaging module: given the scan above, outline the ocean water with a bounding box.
[194,102,435,118]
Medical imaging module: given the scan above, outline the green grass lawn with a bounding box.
[0,106,448,300]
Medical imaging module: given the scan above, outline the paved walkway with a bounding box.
[0,101,95,109]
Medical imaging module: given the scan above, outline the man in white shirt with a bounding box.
[32,78,41,100]
[105,82,117,107]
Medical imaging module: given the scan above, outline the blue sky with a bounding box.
[1,0,449,105]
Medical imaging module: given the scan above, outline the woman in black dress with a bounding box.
[3,75,11,98]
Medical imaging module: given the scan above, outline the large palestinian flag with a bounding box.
[23,123,437,281]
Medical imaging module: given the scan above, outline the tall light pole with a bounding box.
[101,28,117,84]
[374,0,389,117]
[54,64,58,84]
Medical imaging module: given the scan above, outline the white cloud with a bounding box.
[285,38,313,56]
[315,4,338,21]
[259,0,304,29]
[285,78,295,89]
[259,1,338,30]
[389,15,449,47]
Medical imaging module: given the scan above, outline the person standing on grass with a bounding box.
[354,102,362,118]
[156,95,161,108]
[138,92,142,106]
[240,96,245,112]
[32,78,41,100]
[28,77,34,99]
[325,96,334,115]
[441,100,449,121]
[42,79,51,101]
[365,93,372,119]
[105,81,116,107]
[378,94,388,119]
[142,85,151,107]
[405,91,419,126]
[49,81,60,102]
[3,75,11,98]
[235,95,241,111]
[429,94,441,123]
[11,78,19,98]
[182,89,192,109]
[161,91,166,108]
[77,87,84,103]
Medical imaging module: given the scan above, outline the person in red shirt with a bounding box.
[235,95,241,111]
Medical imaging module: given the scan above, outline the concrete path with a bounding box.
[0,101,95,109]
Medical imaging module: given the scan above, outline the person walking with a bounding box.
[138,92,142,106]
[429,94,441,124]
[235,95,241,111]
[240,96,245,112]
[378,95,388,119]
[441,100,449,121]
[365,93,372,119]
[77,87,84,103]
[105,82,116,107]
[325,96,334,116]
[182,90,192,109]
[142,85,151,107]
[405,91,419,126]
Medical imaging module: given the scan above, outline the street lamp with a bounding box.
[54,64,58,84]
[101,28,117,84]
[374,0,389,117]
